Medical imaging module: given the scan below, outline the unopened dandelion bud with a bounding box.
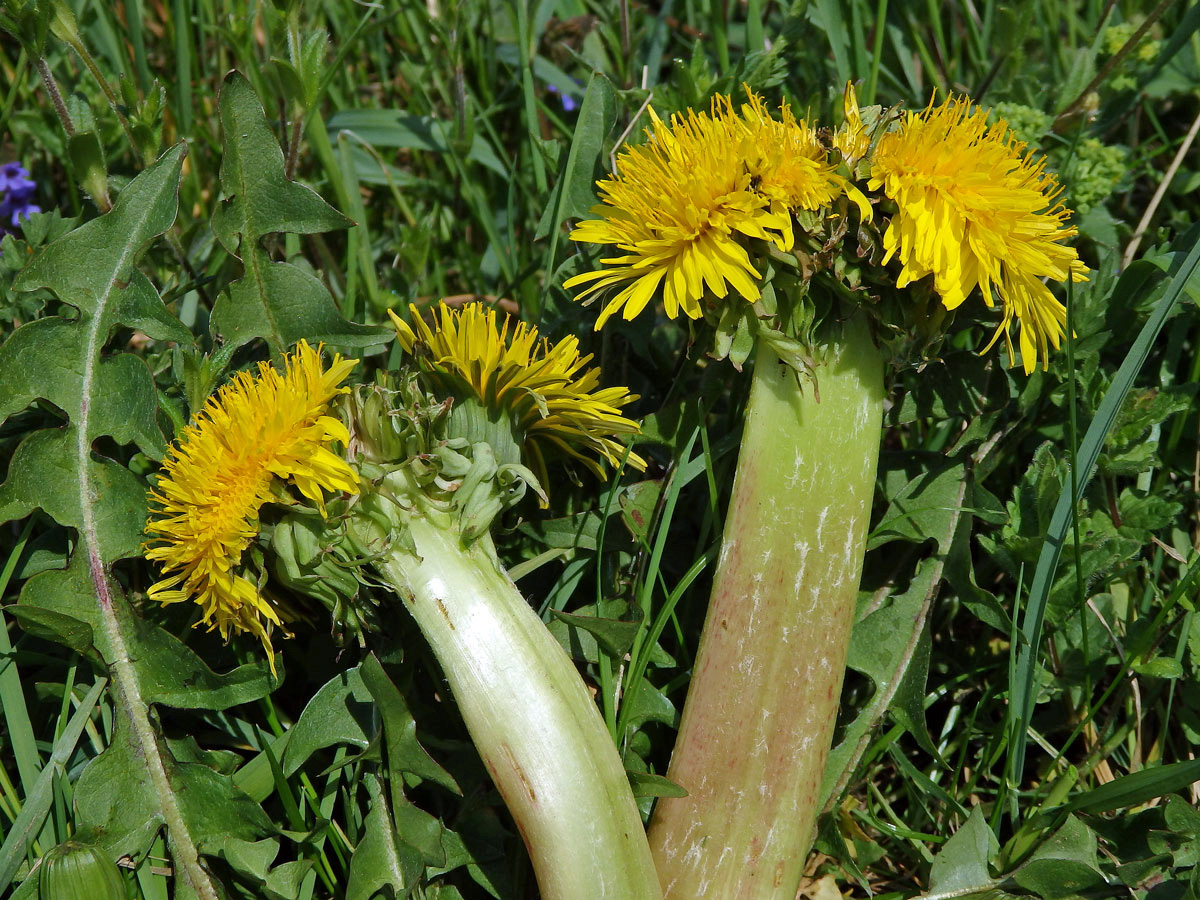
[39,841,125,900]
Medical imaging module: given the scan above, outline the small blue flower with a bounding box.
[547,82,579,113]
[0,162,40,231]
[0,162,35,195]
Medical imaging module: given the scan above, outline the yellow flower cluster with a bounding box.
[390,302,646,494]
[568,86,1088,373]
[144,342,359,664]
[564,90,864,328]
[870,96,1088,372]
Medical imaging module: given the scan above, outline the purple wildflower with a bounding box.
[547,82,579,113]
[0,163,35,194]
[0,162,40,231]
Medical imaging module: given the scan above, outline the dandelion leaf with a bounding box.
[1012,816,1106,899]
[209,72,387,352]
[824,460,970,799]
[928,806,999,894]
[73,711,273,873]
[0,145,281,897]
[210,72,352,250]
[360,653,459,793]
[215,248,386,349]
[0,145,189,560]
[0,429,147,561]
[346,785,425,900]
[18,553,276,710]
[281,666,377,775]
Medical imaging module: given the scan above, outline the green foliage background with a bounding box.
[2,1,1200,898]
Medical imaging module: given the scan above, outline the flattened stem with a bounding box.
[376,519,663,900]
[648,313,884,900]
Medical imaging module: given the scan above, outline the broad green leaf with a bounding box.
[282,667,376,775]
[0,320,171,457]
[8,151,190,346]
[519,508,606,552]
[208,72,388,353]
[1013,816,1106,899]
[869,460,967,550]
[6,604,99,663]
[620,678,676,730]
[534,71,616,240]
[628,771,688,799]
[210,249,386,350]
[1164,794,1200,834]
[210,73,352,251]
[0,430,147,561]
[391,793,452,869]
[346,778,424,900]
[550,602,644,661]
[843,553,943,757]
[928,807,999,894]
[359,654,459,793]
[889,615,936,757]
[217,837,280,883]
[1012,860,1107,899]
[263,860,314,900]
[18,554,276,710]
[0,141,282,899]
[74,713,274,864]
[0,144,189,560]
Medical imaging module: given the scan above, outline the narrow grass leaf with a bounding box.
[0,678,106,891]
[1053,758,1200,815]
[1010,231,1200,783]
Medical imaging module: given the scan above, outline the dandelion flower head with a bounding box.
[564,101,792,328]
[390,302,646,496]
[735,90,871,221]
[869,95,1088,373]
[144,341,359,663]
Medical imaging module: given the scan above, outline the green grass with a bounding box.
[3,0,1200,897]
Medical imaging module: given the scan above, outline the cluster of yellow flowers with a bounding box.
[145,310,646,656]
[567,85,1088,375]
[144,341,359,659]
[142,85,1090,660]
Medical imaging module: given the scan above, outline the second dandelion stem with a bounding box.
[355,483,662,900]
[648,312,884,900]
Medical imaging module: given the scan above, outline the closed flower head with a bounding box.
[144,341,359,666]
[869,95,1088,373]
[390,302,645,496]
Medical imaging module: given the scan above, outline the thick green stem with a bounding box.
[375,516,663,900]
[647,313,884,900]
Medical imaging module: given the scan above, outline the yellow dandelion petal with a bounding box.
[565,104,780,328]
[389,303,646,500]
[736,89,871,224]
[869,95,1088,371]
[833,82,872,165]
[567,91,876,330]
[144,341,360,666]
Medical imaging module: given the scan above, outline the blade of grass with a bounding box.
[170,0,191,136]
[0,518,42,799]
[1008,228,1200,786]
[0,678,106,890]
